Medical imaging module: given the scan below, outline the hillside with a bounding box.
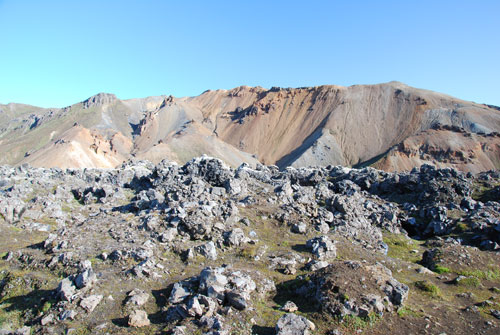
[1,158,500,334]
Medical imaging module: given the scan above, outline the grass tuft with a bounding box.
[414,280,441,298]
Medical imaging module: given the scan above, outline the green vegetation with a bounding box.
[0,270,57,329]
[397,306,423,318]
[454,222,469,233]
[340,313,381,330]
[41,301,52,313]
[433,264,451,274]
[383,233,421,262]
[455,276,481,288]
[456,267,500,281]
[414,280,441,298]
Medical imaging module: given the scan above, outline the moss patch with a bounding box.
[414,280,441,298]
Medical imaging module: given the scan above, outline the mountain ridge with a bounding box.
[1,82,499,172]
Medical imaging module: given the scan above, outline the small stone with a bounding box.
[196,241,218,260]
[169,282,192,304]
[186,297,204,317]
[80,294,103,312]
[127,289,149,306]
[59,309,77,321]
[276,313,315,335]
[280,301,298,312]
[41,314,54,326]
[291,222,307,234]
[307,260,329,271]
[283,264,297,275]
[128,310,150,327]
[74,268,97,289]
[13,326,31,335]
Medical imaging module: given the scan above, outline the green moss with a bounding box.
[414,280,441,298]
[456,267,500,281]
[383,233,421,262]
[41,301,52,313]
[456,276,481,288]
[340,313,381,330]
[238,244,259,259]
[397,306,423,318]
[433,265,451,274]
[454,223,468,233]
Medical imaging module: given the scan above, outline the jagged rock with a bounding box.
[128,310,150,327]
[186,296,204,317]
[40,314,54,325]
[224,228,246,246]
[170,326,187,335]
[57,277,76,301]
[169,282,193,304]
[291,222,307,234]
[306,260,329,271]
[126,289,149,306]
[306,236,337,260]
[280,301,298,312]
[13,327,31,335]
[196,241,218,260]
[225,290,247,310]
[275,313,315,335]
[80,294,103,312]
[74,268,97,289]
[59,309,77,321]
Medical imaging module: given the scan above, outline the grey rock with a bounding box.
[59,309,77,321]
[280,301,298,312]
[80,294,103,312]
[306,236,337,260]
[186,296,204,317]
[127,289,149,306]
[169,282,192,304]
[196,241,218,260]
[13,327,31,335]
[74,268,97,289]
[224,228,246,246]
[291,222,307,234]
[40,314,54,326]
[307,260,329,271]
[225,290,247,310]
[275,313,315,335]
[57,277,76,301]
[128,310,150,327]
[383,278,409,306]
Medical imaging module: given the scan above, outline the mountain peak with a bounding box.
[82,93,117,109]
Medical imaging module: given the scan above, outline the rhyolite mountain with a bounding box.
[1,81,499,172]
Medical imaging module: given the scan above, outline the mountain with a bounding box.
[1,82,499,172]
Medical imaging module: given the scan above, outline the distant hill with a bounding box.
[1,82,499,172]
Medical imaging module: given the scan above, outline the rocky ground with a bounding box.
[0,156,499,334]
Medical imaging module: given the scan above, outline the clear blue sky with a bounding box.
[0,0,498,108]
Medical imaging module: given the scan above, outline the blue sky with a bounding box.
[0,0,498,108]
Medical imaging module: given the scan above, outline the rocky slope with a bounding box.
[1,82,499,172]
[1,157,500,334]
